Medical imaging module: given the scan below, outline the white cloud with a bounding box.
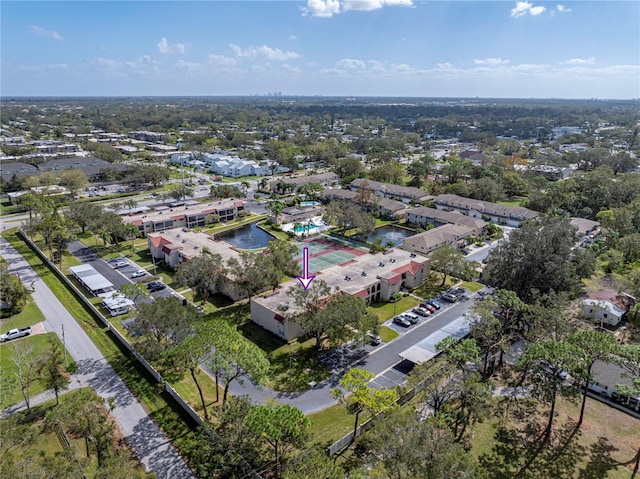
[343,0,413,12]
[474,57,510,65]
[301,0,341,17]
[208,54,237,66]
[564,57,596,65]
[229,44,300,61]
[29,25,64,41]
[282,64,302,74]
[510,1,546,18]
[157,37,185,54]
[555,4,571,13]
[369,60,386,72]
[290,35,298,40]
[437,62,454,69]
[301,0,412,17]
[336,58,366,69]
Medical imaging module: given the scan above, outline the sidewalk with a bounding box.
[0,236,194,479]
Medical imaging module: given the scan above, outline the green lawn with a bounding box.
[1,302,46,333]
[412,272,456,299]
[307,403,372,448]
[202,214,267,236]
[172,366,224,415]
[2,228,201,466]
[379,325,399,343]
[460,281,484,292]
[369,296,420,322]
[470,395,640,479]
[0,332,75,408]
[497,197,526,207]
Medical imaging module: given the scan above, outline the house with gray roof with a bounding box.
[406,206,486,234]
[433,194,539,227]
[400,224,475,255]
[350,178,432,204]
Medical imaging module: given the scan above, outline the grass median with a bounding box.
[2,228,200,468]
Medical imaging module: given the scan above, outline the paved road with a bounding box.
[219,297,474,414]
[0,237,194,479]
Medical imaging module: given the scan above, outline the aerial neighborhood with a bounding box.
[1,96,639,479]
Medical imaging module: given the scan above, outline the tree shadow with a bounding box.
[479,417,586,479]
[578,436,620,479]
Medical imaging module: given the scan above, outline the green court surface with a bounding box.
[295,237,368,273]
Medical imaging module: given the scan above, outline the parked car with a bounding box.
[146,281,166,292]
[131,270,147,278]
[366,333,382,346]
[440,293,458,303]
[402,312,420,324]
[425,300,441,310]
[0,327,32,342]
[413,307,431,317]
[108,258,128,269]
[392,316,411,328]
[420,302,436,312]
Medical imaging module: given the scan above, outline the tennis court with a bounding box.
[295,236,368,274]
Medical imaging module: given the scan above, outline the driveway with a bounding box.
[222,296,475,413]
[66,240,174,300]
[0,237,194,479]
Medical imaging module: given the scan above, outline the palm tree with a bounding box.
[258,178,268,191]
[124,198,138,212]
[268,201,284,226]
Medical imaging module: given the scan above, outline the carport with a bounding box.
[398,316,472,365]
[69,264,114,296]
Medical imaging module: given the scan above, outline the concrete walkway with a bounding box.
[0,236,194,479]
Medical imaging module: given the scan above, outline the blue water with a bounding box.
[299,201,321,207]
[294,223,321,233]
[215,223,275,249]
[367,226,415,247]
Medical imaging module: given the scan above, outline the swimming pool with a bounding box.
[299,201,321,207]
[294,223,321,233]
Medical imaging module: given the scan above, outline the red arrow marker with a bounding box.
[296,247,316,291]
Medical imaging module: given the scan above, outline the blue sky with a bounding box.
[2,1,639,98]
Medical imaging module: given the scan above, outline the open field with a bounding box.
[0,332,75,408]
[470,395,640,479]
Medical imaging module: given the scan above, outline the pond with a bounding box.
[215,223,275,250]
[366,225,415,247]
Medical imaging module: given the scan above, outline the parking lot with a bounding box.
[66,240,175,302]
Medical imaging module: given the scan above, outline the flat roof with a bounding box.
[253,246,428,313]
[122,198,244,225]
[399,316,471,364]
[69,264,114,292]
[148,228,242,264]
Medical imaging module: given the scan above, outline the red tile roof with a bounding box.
[393,261,423,276]
[131,219,143,226]
[149,236,171,248]
[170,214,186,220]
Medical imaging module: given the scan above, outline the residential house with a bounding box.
[279,205,324,225]
[270,172,340,192]
[433,194,539,227]
[582,289,633,326]
[38,156,110,172]
[400,224,475,255]
[406,206,486,234]
[251,247,429,340]
[321,188,407,219]
[123,198,245,236]
[147,228,247,301]
[350,178,433,204]
[570,217,601,246]
[0,161,39,182]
